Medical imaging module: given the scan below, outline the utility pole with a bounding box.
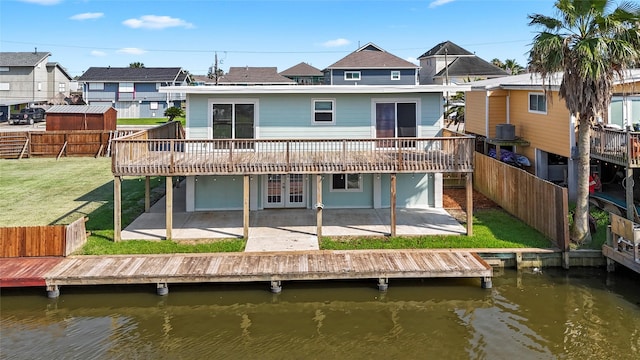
[214,52,219,85]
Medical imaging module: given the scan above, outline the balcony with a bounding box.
[590,127,640,168]
[111,123,475,176]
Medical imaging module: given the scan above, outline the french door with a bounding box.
[375,102,417,146]
[264,174,306,208]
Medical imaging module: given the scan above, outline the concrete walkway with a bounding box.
[122,184,466,251]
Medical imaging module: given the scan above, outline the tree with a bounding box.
[129,62,145,68]
[164,106,184,122]
[528,0,640,244]
[491,58,505,69]
[503,59,524,75]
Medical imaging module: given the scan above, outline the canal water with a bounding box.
[1,267,639,360]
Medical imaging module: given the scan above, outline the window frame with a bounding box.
[391,71,401,81]
[312,99,336,125]
[330,174,362,192]
[208,98,258,141]
[528,93,547,114]
[344,71,361,81]
[88,82,104,90]
[119,82,134,93]
[58,82,66,93]
[149,102,159,110]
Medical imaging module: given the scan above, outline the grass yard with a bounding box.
[117,117,185,126]
[2,157,563,254]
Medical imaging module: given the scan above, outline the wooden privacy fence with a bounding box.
[0,130,138,159]
[0,217,88,257]
[473,153,570,251]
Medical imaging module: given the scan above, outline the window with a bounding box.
[58,83,66,92]
[211,102,255,140]
[331,174,361,191]
[150,102,159,110]
[119,82,134,93]
[391,71,401,80]
[313,99,335,123]
[529,93,547,113]
[0,67,9,72]
[37,82,42,91]
[88,83,104,90]
[344,71,361,81]
[375,101,417,138]
[0,83,9,91]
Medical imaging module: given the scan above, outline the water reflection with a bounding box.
[1,268,639,360]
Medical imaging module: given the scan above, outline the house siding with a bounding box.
[509,90,571,164]
[487,92,508,139]
[329,69,416,85]
[195,175,244,210]
[465,91,487,136]
[380,174,434,208]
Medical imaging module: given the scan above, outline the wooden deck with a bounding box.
[111,122,476,176]
[591,127,640,168]
[0,249,493,296]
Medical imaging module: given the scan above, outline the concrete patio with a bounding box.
[121,184,467,251]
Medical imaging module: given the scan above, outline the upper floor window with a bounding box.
[313,99,335,124]
[0,67,9,72]
[58,83,66,92]
[88,83,104,90]
[529,93,547,114]
[344,71,361,81]
[0,83,9,91]
[119,82,134,93]
[391,71,401,80]
[211,101,256,140]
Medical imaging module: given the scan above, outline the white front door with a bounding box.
[264,174,306,208]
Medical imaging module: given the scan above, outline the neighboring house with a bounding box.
[280,62,324,85]
[418,41,509,85]
[190,75,216,86]
[0,52,72,120]
[111,83,475,240]
[218,67,297,85]
[323,43,419,85]
[78,67,190,118]
[464,70,640,203]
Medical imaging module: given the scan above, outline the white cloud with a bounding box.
[429,0,455,8]
[70,12,104,21]
[117,48,147,55]
[122,15,194,30]
[19,0,61,5]
[322,38,351,48]
[91,50,107,57]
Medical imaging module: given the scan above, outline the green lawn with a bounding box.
[2,157,565,254]
[117,117,185,126]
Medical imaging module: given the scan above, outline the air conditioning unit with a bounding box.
[496,124,516,141]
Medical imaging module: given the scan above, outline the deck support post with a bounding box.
[166,176,173,240]
[626,167,634,221]
[243,175,250,239]
[466,173,473,236]
[144,176,150,212]
[390,174,396,237]
[316,174,323,240]
[270,280,282,293]
[156,283,169,296]
[515,252,523,270]
[377,278,389,292]
[47,285,60,298]
[481,277,492,289]
[114,176,122,242]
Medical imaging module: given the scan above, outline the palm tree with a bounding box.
[129,62,145,68]
[528,0,640,244]
[491,58,505,69]
[504,59,524,75]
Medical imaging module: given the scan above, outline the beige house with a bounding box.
[465,71,640,202]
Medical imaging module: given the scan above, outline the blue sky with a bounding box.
[1,0,558,77]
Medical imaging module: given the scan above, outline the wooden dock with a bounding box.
[0,249,493,297]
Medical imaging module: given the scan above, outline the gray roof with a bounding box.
[46,62,73,80]
[435,57,509,79]
[418,41,473,59]
[219,67,297,84]
[280,62,324,76]
[325,43,418,69]
[0,52,51,67]
[469,69,640,91]
[46,105,113,114]
[78,67,186,82]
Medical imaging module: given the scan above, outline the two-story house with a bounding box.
[323,43,419,85]
[418,41,509,85]
[111,83,475,241]
[464,70,640,213]
[0,52,72,120]
[78,67,191,118]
